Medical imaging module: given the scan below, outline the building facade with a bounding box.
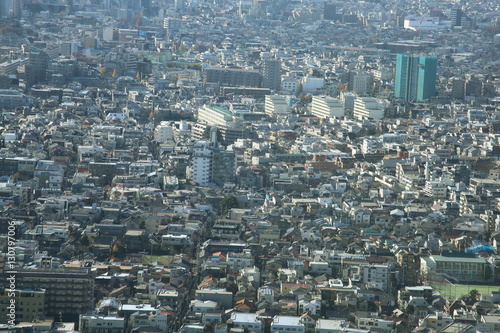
[394,54,437,101]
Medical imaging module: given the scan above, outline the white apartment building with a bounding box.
[361,137,382,154]
[191,141,212,186]
[353,97,389,120]
[311,96,344,119]
[154,121,174,143]
[226,249,253,270]
[79,315,125,333]
[265,95,290,116]
[230,313,263,333]
[197,105,243,127]
[363,264,390,291]
[357,317,394,331]
[281,76,299,93]
[129,310,168,333]
[424,181,448,199]
[315,319,347,333]
[271,316,305,333]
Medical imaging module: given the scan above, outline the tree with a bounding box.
[469,289,480,301]
[219,195,238,216]
[110,240,126,259]
[80,234,90,247]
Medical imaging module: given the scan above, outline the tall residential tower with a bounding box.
[394,54,437,102]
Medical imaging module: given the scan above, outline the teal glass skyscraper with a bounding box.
[395,54,437,101]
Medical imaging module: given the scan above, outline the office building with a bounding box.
[311,96,344,119]
[394,54,437,101]
[261,59,281,91]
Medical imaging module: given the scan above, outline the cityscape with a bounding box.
[0,0,500,332]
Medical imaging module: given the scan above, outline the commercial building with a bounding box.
[394,54,437,101]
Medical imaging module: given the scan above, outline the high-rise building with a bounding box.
[323,2,337,20]
[0,0,21,18]
[261,59,281,91]
[190,140,236,187]
[394,54,437,101]
[450,8,463,27]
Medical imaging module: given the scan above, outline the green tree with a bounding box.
[469,289,480,301]
[219,195,238,216]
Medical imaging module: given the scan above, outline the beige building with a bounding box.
[0,288,46,324]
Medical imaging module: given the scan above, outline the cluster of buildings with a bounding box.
[0,0,500,333]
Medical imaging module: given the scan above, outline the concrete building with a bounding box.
[315,319,347,333]
[229,313,263,333]
[0,268,93,321]
[197,105,244,128]
[357,317,393,331]
[363,264,390,291]
[154,122,174,143]
[206,67,262,88]
[352,73,373,95]
[394,54,437,101]
[403,16,449,31]
[311,96,344,119]
[0,90,33,110]
[265,95,290,116]
[353,97,389,120]
[271,316,305,333]
[420,254,490,283]
[0,289,46,324]
[190,140,236,187]
[79,315,125,333]
[261,59,281,91]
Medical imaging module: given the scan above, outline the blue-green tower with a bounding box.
[395,54,437,101]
